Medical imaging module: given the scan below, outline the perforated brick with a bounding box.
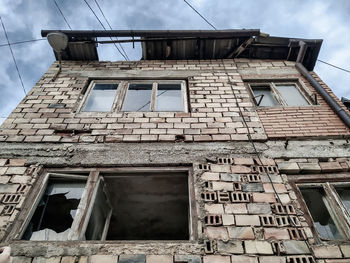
[2,205,15,216]
[205,214,223,226]
[252,165,278,174]
[199,164,211,171]
[287,256,315,263]
[288,228,306,240]
[16,184,28,194]
[201,192,217,202]
[217,157,234,165]
[204,240,214,254]
[231,192,250,203]
[275,216,301,227]
[272,241,286,255]
[260,215,277,227]
[272,203,296,215]
[2,194,21,204]
[233,182,242,191]
[217,191,230,203]
[243,174,261,183]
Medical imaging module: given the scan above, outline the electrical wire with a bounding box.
[0,16,27,95]
[53,0,72,30]
[83,0,128,61]
[318,59,350,74]
[183,0,217,30]
[0,38,45,48]
[93,0,129,60]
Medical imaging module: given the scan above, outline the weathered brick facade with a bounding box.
[0,57,350,263]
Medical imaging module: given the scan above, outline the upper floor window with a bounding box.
[298,182,350,241]
[248,81,311,107]
[80,80,188,112]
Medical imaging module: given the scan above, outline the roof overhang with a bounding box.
[41,29,323,70]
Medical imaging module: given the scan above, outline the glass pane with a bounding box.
[122,83,153,111]
[83,83,118,112]
[23,179,86,241]
[155,84,183,111]
[335,187,350,214]
[300,187,343,240]
[276,84,309,106]
[252,87,278,106]
[85,181,111,240]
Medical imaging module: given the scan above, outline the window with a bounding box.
[20,168,193,241]
[249,82,311,107]
[80,80,188,112]
[298,182,350,241]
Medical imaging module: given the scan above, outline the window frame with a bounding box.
[9,167,196,242]
[78,80,188,113]
[247,80,314,107]
[289,174,350,243]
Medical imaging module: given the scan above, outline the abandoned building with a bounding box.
[0,29,350,263]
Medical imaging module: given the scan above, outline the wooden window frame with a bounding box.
[8,167,197,242]
[247,80,314,107]
[289,173,350,243]
[78,80,188,113]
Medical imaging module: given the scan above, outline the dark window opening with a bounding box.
[90,172,190,240]
[23,179,85,241]
[300,187,343,240]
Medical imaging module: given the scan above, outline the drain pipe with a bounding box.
[296,62,350,128]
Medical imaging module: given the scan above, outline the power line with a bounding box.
[53,0,72,30]
[0,38,45,48]
[93,0,129,60]
[318,59,350,74]
[183,0,217,30]
[83,0,128,61]
[0,16,27,95]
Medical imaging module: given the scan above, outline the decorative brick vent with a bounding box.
[199,164,211,171]
[1,205,15,216]
[233,182,242,191]
[204,240,214,254]
[252,165,279,174]
[244,174,261,182]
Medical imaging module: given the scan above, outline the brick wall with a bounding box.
[2,157,350,262]
[236,60,350,138]
[1,59,349,143]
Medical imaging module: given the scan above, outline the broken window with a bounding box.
[20,169,193,241]
[23,176,86,241]
[79,80,187,113]
[298,183,350,241]
[248,81,312,107]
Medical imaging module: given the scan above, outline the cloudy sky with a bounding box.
[1,0,350,124]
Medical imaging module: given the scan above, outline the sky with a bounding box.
[1,0,350,124]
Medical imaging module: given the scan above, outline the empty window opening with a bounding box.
[83,83,118,112]
[300,187,343,240]
[96,172,189,240]
[23,178,86,241]
[335,187,350,214]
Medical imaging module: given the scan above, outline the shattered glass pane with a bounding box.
[252,87,278,106]
[155,84,182,111]
[276,84,309,106]
[122,83,153,111]
[83,83,118,112]
[22,180,85,241]
[335,187,350,214]
[300,187,343,240]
